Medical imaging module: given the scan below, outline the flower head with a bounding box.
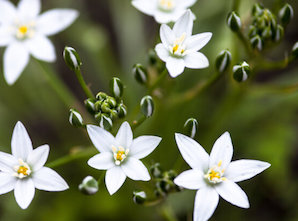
[174,132,270,221]
[0,0,78,85]
[0,121,69,209]
[132,0,197,24]
[87,121,162,195]
[155,10,212,77]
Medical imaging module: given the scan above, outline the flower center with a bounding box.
[112,146,129,165]
[171,33,186,56]
[204,161,226,184]
[15,22,36,40]
[158,0,176,11]
[13,159,31,179]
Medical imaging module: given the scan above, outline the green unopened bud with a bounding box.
[84,98,96,114]
[94,100,103,112]
[164,170,177,181]
[252,3,264,16]
[63,46,82,71]
[248,25,257,38]
[106,97,117,108]
[184,118,198,138]
[279,4,294,25]
[69,109,83,127]
[156,179,172,194]
[261,26,272,39]
[274,25,284,42]
[96,92,107,101]
[117,103,127,118]
[78,176,98,195]
[250,35,263,51]
[150,163,163,178]
[227,11,241,32]
[140,95,154,118]
[233,61,251,82]
[101,102,112,114]
[132,64,148,85]
[110,77,124,98]
[215,50,232,73]
[95,113,113,130]
[292,42,298,58]
[148,49,158,65]
[133,191,147,204]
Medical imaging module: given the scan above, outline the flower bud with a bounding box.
[164,170,177,181]
[101,102,112,114]
[233,61,251,82]
[250,35,263,51]
[117,103,127,118]
[78,176,98,195]
[252,3,264,16]
[96,92,107,101]
[292,42,298,58]
[140,95,154,118]
[132,64,148,85]
[69,109,83,127]
[248,25,257,38]
[279,4,294,25]
[106,97,117,108]
[110,77,124,98]
[148,49,158,65]
[227,11,241,32]
[184,118,198,138]
[150,163,163,178]
[84,98,96,114]
[215,50,232,73]
[261,26,272,39]
[133,191,147,204]
[94,100,103,112]
[95,113,113,130]
[274,25,284,42]
[63,46,82,71]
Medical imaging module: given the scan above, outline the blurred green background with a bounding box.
[0,0,298,220]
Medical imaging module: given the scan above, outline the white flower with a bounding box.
[132,0,197,24]
[0,121,69,209]
[87,121,162,195]
[174,132,270,221]
[0,0,78,85]
[155,10,212,78]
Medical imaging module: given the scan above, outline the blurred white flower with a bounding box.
[87,121,162,195]
[174,132,270,221]
[0,0,78,85]
[132,0,196,23]
[0,121,69,209]
[155,10,212,77]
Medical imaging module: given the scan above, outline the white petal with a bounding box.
[121,157,150,181]
[105,166,126,195]
[37,9,78,36]
[160,24,175,48]
[166,56,185,78]
[175,133,209,171]
[0,172,16,194]
[26,35,56,62]
[131,0,156,16]
[209,132,233,170]
[179,0,197,8]
[215,179,249,208]
[185,32,212,52]
[174,169,206,190]
[115,122,133,148]
[14,178,35,209]
[11,121,33,160]
[173,10,193,37]
[87,152,115,170]
[27,144,49,171]
[0,26,13,46]
[4,42,30,85]
[33,167,69,191]
[225,159,271,182]
[155,43,170,62]
[86,125,115,153]
[0,152,18,173]
[129,136,161,159]
[194,187,219,221]
[0,0,17,23]
[154,9,183,24]
[184,52,209,69]
[18,0,40,19]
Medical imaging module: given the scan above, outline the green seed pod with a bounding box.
[95,113,113,130]
[150,163,163,178]
[140,95,154,118]
[252,3,264,17]
[184,118,198,138]
[233,61,251,82]
[132,64,148,85]
[78,176,99,195]
[84,98,96,114]
[69,109,84,127]
[250,35,263,51]
[96,92,107,101]
[63,46,82,71]
[133,191,147,204]
[215,50,232,73]
[227,11,242,32]
[292,42,298,58]
[117,103,127,118]
[109,77,124,98]
[279,3,294,25]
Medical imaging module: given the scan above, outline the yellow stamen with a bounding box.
[17,165,29,176]
[19,26,28,35]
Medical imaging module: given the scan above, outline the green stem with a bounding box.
[232,0,240,11]
[35,60,77,108]
[46,147,97,168]
[148,69,168,94]
[160,205,178,221]
[131,115,147,131]
[75,68,95,99]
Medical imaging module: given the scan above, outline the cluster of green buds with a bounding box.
[84,78,127,130]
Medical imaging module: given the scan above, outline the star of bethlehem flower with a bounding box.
[0,121,68,209]
[155,10,212,78]
[87,121,162,195]
[174,132,270,221]
[132,0,197,24]
[0,0,78,85]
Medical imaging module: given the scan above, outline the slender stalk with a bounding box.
[131,115,147,131]
[75,68,95,99]
[160,205,178,221]
[148,69,168,94]
[232,0,240,11]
